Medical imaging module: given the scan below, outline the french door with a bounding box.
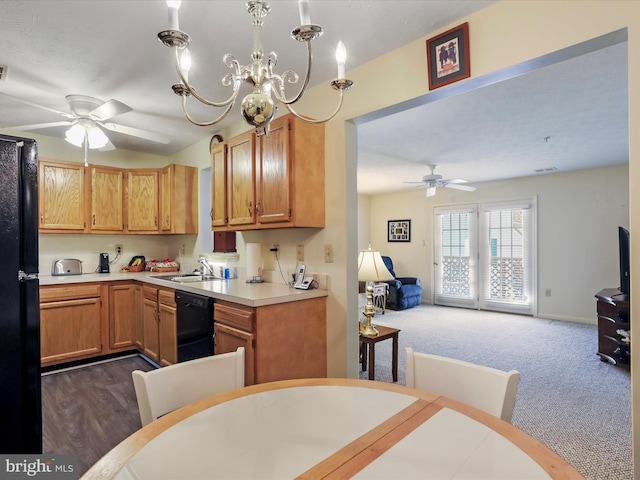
[434,199,536,315]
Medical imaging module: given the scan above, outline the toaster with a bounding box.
[51,259,83,276]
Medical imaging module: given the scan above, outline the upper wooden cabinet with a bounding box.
[210,143,227,228]
[38,159,197,235]
[161,164,198,234]
[90,165,124,232]
[126,169,159,233]
[211,114,325,231]
[39,158,87,232]
[227,131,256,227]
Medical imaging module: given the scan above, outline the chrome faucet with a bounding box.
[199,258,214,275]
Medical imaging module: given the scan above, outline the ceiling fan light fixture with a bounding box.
[64,123,85,147]
[87,126,109,149]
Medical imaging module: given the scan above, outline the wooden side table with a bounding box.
[359,325,400,382]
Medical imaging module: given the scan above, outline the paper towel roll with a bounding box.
[246,243,263,278]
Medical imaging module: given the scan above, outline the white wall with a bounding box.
[362,164,628,323]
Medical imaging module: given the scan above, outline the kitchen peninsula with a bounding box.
[39,272,327,385]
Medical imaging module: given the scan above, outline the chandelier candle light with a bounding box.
[358,246,394,337]
[157,0,354,136]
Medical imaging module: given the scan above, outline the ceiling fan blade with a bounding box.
[403,181,426,184]
[89,99,133,121]
[445,178,468,184]
[4,121,73,131]
[100,122,170,144]
[445,183,476,192]
[99,139,116,152]
[0,93,75,119]
[426,186,437,197]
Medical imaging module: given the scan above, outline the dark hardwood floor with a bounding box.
[41,355,156,476]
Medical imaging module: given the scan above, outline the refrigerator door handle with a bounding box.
[18,270,39,282]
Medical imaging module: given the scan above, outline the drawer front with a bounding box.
[158,288,175,307]
[214,302,254,332]
[596,300,629,326]
[143,285,158,302]
[40,284,101,302]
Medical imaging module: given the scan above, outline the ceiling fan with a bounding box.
[2,93,170,163]
[404,164,477,197]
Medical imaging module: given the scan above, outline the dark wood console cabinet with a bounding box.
[595,288,630,366]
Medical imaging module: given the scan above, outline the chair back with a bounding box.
[381,256,396,278]
[132,347,245,426]
[405,347,519,422]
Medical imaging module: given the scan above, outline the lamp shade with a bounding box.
[357,249,393,282]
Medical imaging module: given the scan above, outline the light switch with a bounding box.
[324,244,334,263]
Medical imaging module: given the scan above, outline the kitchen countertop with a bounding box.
[38,272,328,308]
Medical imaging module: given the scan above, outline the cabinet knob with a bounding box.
[255,200,262,215]
[248,201,253,215]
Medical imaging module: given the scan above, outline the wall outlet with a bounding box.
[545,289,551,297]
[270,244,279,260]
[297,244,304,262]
[115,244,123,255]
[324,244,334,263]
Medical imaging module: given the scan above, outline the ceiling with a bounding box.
[357,40,629,195]
[0,0,492,153]
[0,1,628,196]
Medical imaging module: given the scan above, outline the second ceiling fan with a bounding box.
[404,164,476,197]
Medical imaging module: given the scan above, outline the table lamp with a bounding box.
[358,246,394,336]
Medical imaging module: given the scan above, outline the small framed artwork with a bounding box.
[388,220,411,243]
[426,22,470,90]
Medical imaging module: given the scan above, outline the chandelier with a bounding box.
[157,0,354,135]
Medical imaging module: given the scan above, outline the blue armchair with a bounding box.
[381,256,423,310]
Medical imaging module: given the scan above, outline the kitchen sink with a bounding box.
[153,273,220,282]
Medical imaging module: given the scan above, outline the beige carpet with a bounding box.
[359,304,631,480]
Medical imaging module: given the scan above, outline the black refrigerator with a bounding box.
[0,134,42,453]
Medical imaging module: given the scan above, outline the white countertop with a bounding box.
[38,271,327,307]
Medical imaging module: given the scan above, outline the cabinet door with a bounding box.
[160,165,172,232]
[91,165,124,232]
[126,170,159,232]
[210,143,228,228]
[227,131,256,226]
[214,323,255,386]
[38,159,86,232]
[134,285,144,350]
[41,298,102,365]
[158,289,177,366]
[142,297,160,362]
[108,284,137,349]
[257,116,291,224]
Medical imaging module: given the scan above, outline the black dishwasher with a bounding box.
[175,290,214,363]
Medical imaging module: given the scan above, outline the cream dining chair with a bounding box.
[405,347,520,422]
[132,347,245,427]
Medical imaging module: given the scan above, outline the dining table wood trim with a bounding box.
[81,378,584,480]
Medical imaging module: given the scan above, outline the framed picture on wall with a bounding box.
[388,220,411,242]
[426,22,470,90]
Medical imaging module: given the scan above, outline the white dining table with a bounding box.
[81,378,583,480]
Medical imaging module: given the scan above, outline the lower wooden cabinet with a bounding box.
[40,281,325,381]
[158,289,177,366]
[108,283,138,349]
[139,285,176,366]
[40,284,103,366]
[214,321,255,386]
[141,286,160,362]
[214,296,326,386]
